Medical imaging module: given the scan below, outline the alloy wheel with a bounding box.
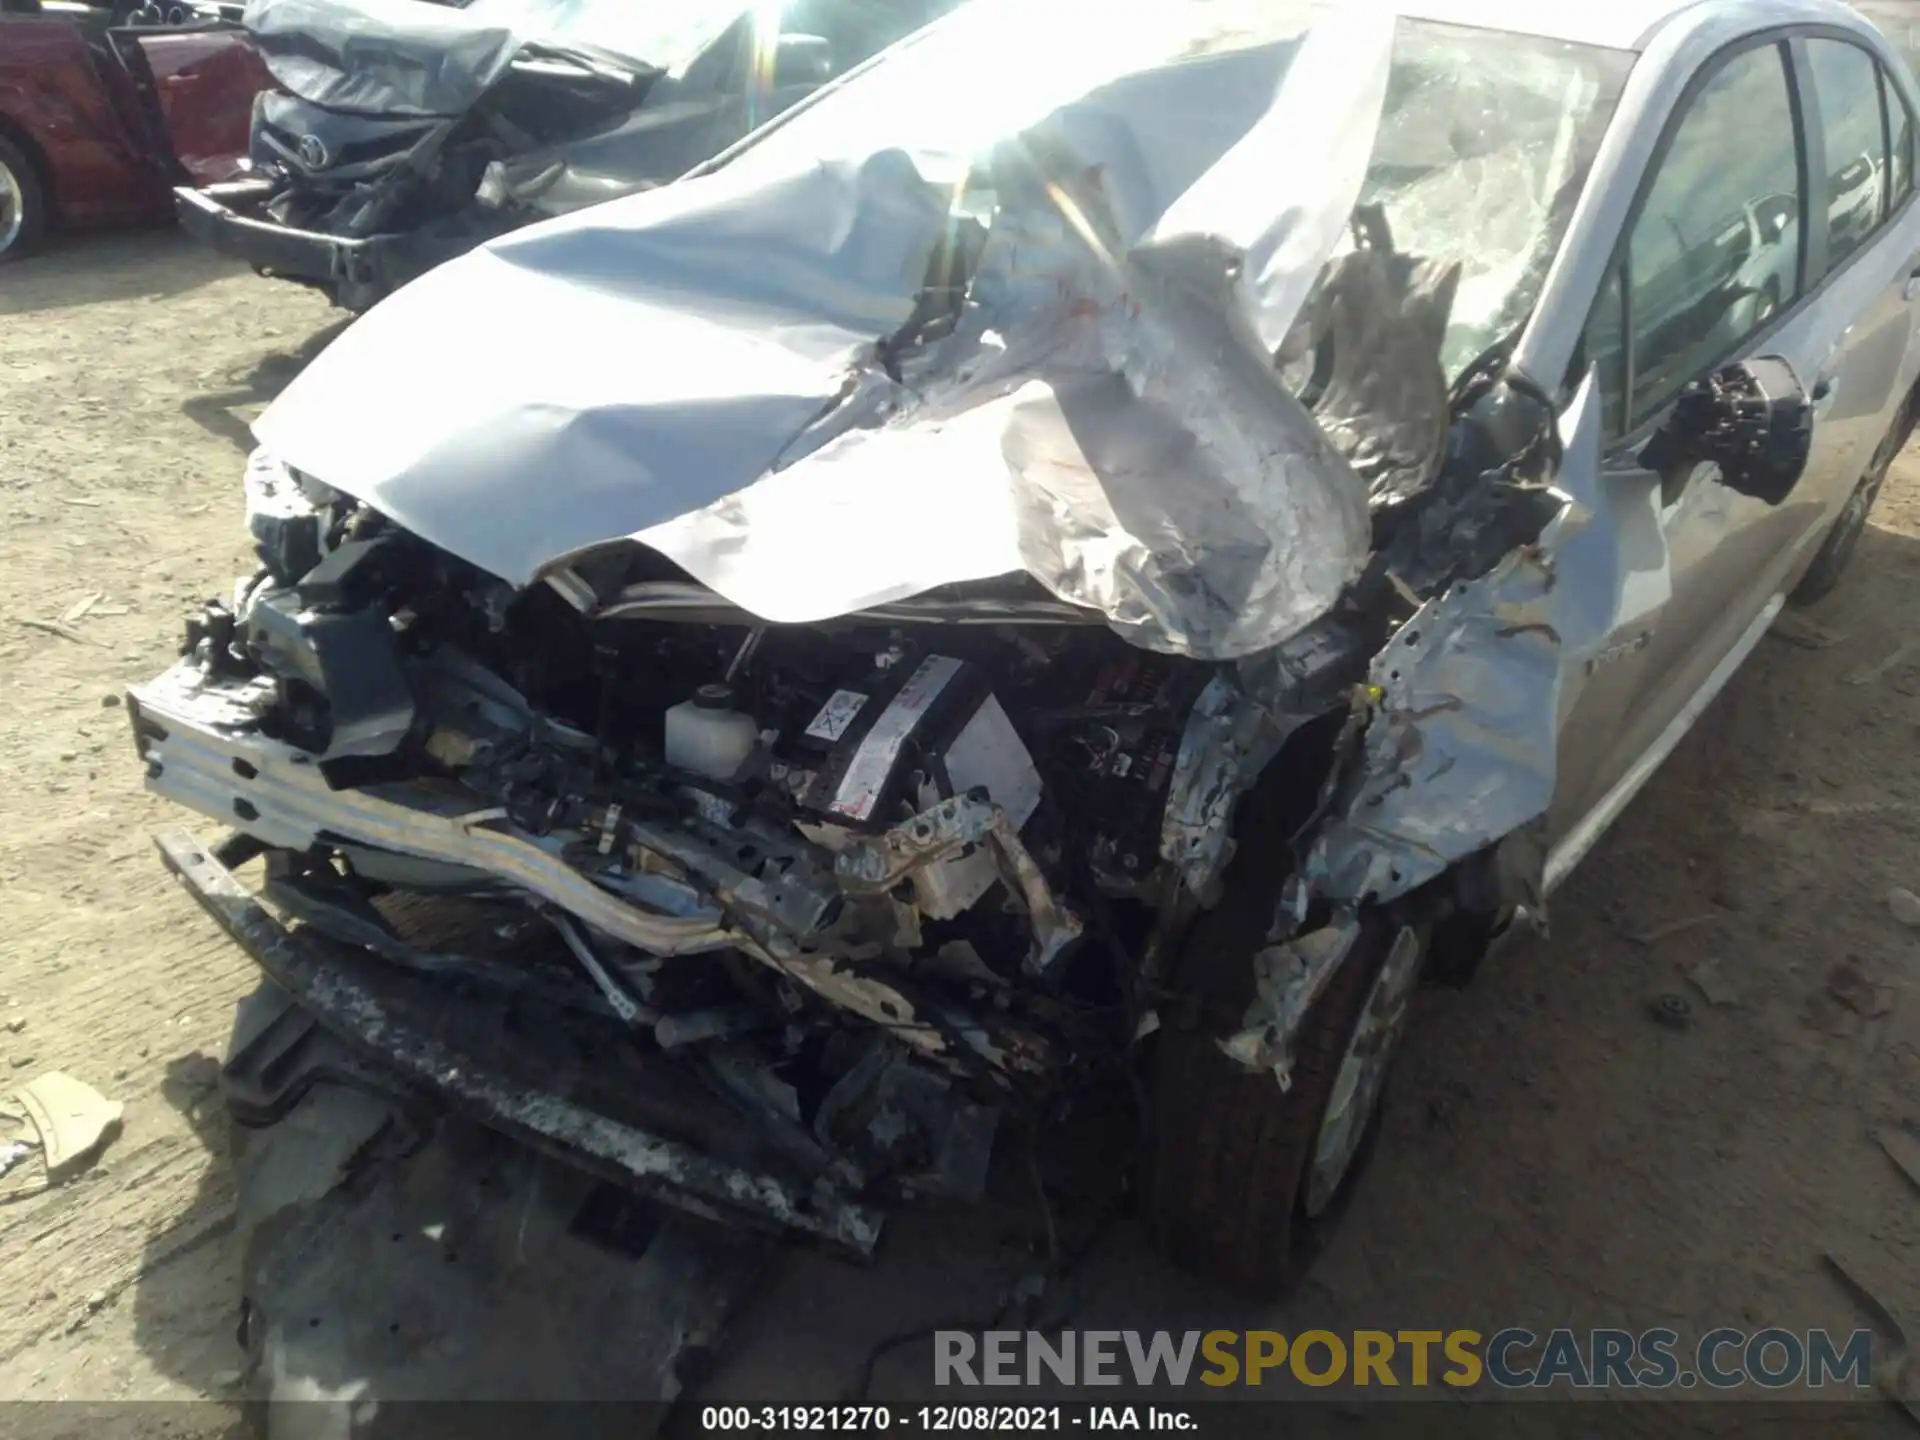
[0,159,23,256]
[1303,925,1423,1217]
[1829,412,1904,562]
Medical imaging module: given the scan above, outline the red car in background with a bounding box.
[0,0,269,260]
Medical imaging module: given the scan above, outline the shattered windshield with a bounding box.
[735,0,1633,381]
[1357,22,1634,378]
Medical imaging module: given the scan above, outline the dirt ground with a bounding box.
[4,228,1920,1429]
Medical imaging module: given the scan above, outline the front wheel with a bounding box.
[1148,905,1426,1299]
[0,135,47,262]
[1791,395,1911,606]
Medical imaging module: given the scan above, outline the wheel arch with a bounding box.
[1893,368,1920,454]
[0,108,57,223]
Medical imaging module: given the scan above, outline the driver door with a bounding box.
[1549,35,1858,845]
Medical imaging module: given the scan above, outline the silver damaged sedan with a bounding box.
[131,0,1920,1318]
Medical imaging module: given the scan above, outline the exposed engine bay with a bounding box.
[139,488,1299,1086]
[131,244,1559,1221]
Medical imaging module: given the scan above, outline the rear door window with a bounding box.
[1888,63,1915,209]
[1805,38,1890,276]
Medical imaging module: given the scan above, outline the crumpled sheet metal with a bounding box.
[1303,377,1614,908]
[1292,211,1460,509]
[1307,544,1565,906]
[1148,2,1395,356]
[254,3,1396,662]
[255,144,950,586]
[492,74,759,219]
[1158,674,1293,904]
[1219,917,1361,1090]
[999,227,1374,658]
[244,0,523,118]
[631,194,1374,658]
[1520,375,1653,666]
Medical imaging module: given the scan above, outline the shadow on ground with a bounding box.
[0,228,246,318]
[181,315,355,452]
[120,516,1920,1429]
[118,1053,246,1400]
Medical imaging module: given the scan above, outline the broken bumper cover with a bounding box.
[129,660,748,957]
[155,828,884,1258]
[176,180,406,290]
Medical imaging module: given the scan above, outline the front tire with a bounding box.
[1148,893,1425,1299]
[1791,395,1911,606]
[0,135,48,262]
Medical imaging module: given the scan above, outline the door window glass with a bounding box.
[1588,262,1626,436]
[1806,38,1889,275]
[1626,42,1802,425]
[1888,65,1915,207]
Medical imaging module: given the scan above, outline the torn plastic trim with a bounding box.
[1218,915,1362,1090]
[156,828,883,1257]
[1157,674,1293,907]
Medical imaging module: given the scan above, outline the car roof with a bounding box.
[1391,0,1879,54]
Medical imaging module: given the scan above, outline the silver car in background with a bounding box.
[130,0,1920,1337]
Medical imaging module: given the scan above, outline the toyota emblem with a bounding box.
[296,134,330,170]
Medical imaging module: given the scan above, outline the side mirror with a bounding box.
[1641,356,1811,506]
[772,32,835,88]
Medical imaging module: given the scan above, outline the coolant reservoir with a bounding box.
[664,684,759,782]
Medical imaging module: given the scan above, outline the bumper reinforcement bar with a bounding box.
[155,827,883,1260]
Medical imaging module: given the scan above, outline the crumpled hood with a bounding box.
[262,144,948,569]
[255,4,1396,660]
[245,0,524,117]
